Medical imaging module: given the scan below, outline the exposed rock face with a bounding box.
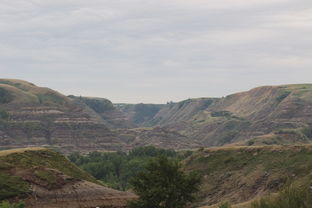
[26,176,136,208]
[2,79,312,151]
[139,84,312,146]
[116,127,201,150]
[0,79,126,153]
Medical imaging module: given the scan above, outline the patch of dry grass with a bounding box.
[0,147,48,157]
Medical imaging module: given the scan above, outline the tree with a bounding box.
[128,156,201,208]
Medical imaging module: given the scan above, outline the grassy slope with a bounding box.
[184,145,312,207]
[0,79,70,105]
[0,148,98,201]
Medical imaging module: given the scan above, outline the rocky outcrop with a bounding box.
[116,127,201,150]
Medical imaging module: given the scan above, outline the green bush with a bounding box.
[276,90,291,103]
[302,126,312,139]
[0,88,12,104]
[128,156,201,208]
[133,104,162,124]
[81,97,114,113]
[0,201,24,208]
[68,146,191,191]
[0,110,9,120]
[251,183,312,208]
[0,173,30,200]
[218,202,231,208]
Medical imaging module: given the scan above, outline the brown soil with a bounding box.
[26,181,136,208]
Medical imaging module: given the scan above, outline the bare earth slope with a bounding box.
[0,79,126,153]
[2,79,312,151]
[147,84,312,146]
[0,148,136,208]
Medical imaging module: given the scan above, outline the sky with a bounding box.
[1,0,312,103]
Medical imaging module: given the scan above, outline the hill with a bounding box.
[184,145,312,207]
[2,79,312,151]
[0,79,126,153]
[137,84,312,147]
[115,103,164,126]
[69,96,136,129]
[0,148,135,208]
[115,127,200,150]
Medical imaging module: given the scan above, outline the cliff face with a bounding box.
[0,79,126,153]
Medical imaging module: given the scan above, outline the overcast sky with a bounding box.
[1,0,312,103]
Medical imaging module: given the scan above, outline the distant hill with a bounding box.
[134,84,312,147]
[1,79,312,151]
[115,103,164,126]
[0,148,135,207]
[0,79,125,153]
[69,96,136,129]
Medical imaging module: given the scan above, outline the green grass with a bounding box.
[0,149,98,184]
[37,92,67,105]
[184,145,312,207]
[251,175,312,208]
[0,201,25,208]
[0,173,30,200]
[0,79,69,105]
[34,169,58,185]
[0,148,99,201]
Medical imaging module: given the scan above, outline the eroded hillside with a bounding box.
[0,148,136,208]
[2,79,312,152]
[138,84,312,147]
[0,79,125,153]
[184,145,312,207]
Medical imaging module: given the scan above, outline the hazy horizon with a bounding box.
[1,0,312,103]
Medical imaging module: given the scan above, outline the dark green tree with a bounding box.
[128,156,201,208]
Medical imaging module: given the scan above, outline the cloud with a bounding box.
[0,0,312,103]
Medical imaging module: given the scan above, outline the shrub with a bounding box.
[128,156,201,208]
[219,202,231,208]
[251,183,312,208]
[0,201,24,208]
[0,88,12,104]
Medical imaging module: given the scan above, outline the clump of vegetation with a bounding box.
[77,97,115,113]
[218,202,231,208]
[0,201,24,208]
[0,110,9,120]
[34,169,57,185]
[275,89,291,103]
[211,111,232,117]
[0,88,12,104]
[127,156,201,208]
[302,126,312,139]
[0,173,30,200]
[251,180,312,208]
[0,148,98,198]
[5,149,97,184]
[37,92,67,105]
[184,145,312,207]
[133,104,162,124]
[68,146,192,190]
